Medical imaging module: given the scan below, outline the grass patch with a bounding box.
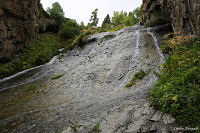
[58,53,64,60]
[107,25,126,32]
[103,34,115,39]
[125,69,149,88]
[148,37,200,129]
[69,122,82,133]
[90,123,101,133]
[0,33,64,79]
[24,85,36,91]
[72,30,94,47]
[67,25,124,49]
[51,74,63,80]
[99,34,116,45]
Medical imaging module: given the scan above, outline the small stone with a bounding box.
[150,123,157,131]
[162,114,175,124]
[150,111,161,122]
[0,9,4,16]
[161,128,168,133]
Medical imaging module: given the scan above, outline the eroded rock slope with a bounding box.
[0,26,178,133]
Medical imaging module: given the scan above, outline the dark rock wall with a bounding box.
[142,0,200,35]
[0,0,53,63]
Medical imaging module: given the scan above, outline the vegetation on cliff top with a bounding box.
[0,33,64,79]
[148,36,200,129]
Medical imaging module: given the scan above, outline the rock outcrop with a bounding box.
[142,0,200,35]
[0,0,53,63]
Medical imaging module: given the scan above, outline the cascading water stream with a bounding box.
[134,30,141,56]
[147,28,165,64]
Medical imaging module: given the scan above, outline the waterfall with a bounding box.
[134,30,140,56]
[147,28,165,64]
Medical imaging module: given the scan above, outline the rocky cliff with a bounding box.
[0,0,53,63]
[142,0,200,35]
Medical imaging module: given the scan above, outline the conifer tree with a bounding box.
[101,14,111,28]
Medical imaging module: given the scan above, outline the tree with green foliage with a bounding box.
[46,2,65,33]
[88,8,99,27]
[133,7,141,22]
[59,20,81,39]
[112,11,129,26]
[47,2,65,23]
[111,7,141,26]
[112,11,122,26]
[101,14,111,28]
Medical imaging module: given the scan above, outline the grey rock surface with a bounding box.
[0,25,178,133]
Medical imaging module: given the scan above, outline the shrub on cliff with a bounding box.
[148,37,200,129]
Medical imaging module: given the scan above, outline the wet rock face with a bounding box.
[0,25,178,132]
[142,0,200,35]
[0,0,53,63]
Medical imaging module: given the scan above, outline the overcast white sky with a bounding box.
[41,0,142,26]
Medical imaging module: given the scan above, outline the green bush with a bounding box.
[148,37,200,128]
[59,20,81,39]
[0,33,63,79]
[24,85,37,91]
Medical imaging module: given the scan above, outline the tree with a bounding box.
[126,11,137,26]
[111,7,141,27]
[88,8,99,27]
[112,11,120,26]
[59,20,81,39]
[46,2,65,33]
[133,7,141,23]
[101,14,111,28]
[47,2,65,23]
[80,21,85,27]
[79,21,85,29]
[112,11,127,26]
